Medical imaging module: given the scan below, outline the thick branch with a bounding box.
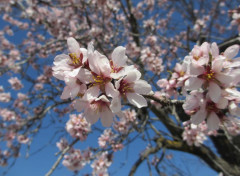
[156,138,240,176]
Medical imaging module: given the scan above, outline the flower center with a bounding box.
[199,66,215,81]
[110,60,123,73]
[69,52,83,66]
[118,80,134,95]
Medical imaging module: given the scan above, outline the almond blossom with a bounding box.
[0,93,11,103]
[8,77,23,90]
[53,37,152,127]
[183,42,240,130]
[75,95,115,127]
[66,114,91,141]
[91,151,112,176]
[182,121,207,146]
[111,70,152,112]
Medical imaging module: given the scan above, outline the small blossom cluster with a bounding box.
[113,109,138,134]
[182,121,209,146]
[66,114,91,141]
[229,6,240,32]
[53,37,152,127]
[0,92,11,103]
[0,108,17,121]
[8,77,23,90]
[62,148,92,171]
[157,62,188,98]
[140,47,164,75]
[56,138,92,171]
[182,42,240,130]
[98,129,123,152]
[91,151,112,176]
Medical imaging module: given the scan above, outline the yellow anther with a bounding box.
[69,53,80,65]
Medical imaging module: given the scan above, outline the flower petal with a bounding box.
[60,86,71,99]
[215,73,233,87]
[67,37,80,56]
[185,77,204,90]
[216,97,228,109]
[133,80,152,94]
[224,45,239,60]
[125,70,141,82]
[105,82,119,98]
[74,99,87,112]
[207,112,220,130]
[208,82,221,103]
[110,97,121,113]
[191,109,206,125]
[126,93,147,108]
[112,46,127,67]
[100,108,114,127]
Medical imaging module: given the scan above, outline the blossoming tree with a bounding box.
[0,0,240,175]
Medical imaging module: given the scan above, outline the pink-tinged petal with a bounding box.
[68,67,80,77]
[185,77,204,90]
[133,80,152,94]
[80,48,88,63]
[195,56,209,66]
[189,62,205,75]
[224,45,239,59]
[215,73,233,87]
[100,108,113,127]
[207,112,220,130]
[76,68,94,84]
[70,86,80,99]
[67,37,80,56]
[96,95,110,102]
[60,86,71,99]
[225,59,240,68]
[112,46,127,67]
[110,71,126,79]
[74,99,87,112]
[64,77,76,86]
[88,51,100,75]
[216,97,228,109]
[98,53,111,75]
[79,84,87,95]
[85,111,99,125]
[126,93,147,108]
[212,59,223,73]
[211,42,219,58]
[53,54,69,65]
[110,97,121,113]
[191,109,206,125]
[83,86,99,101]
[201,42,210,56]
[229,101,238,115]
[208,82,221,103]
[105,82,119,98]
[115,78,122,90]
[125,70,141,82]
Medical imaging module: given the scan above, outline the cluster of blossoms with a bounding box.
[158,42,240,131]
[229,6,240,32]
[66,114,91,141]
[8,77,23,90]
[53,37,152,127]
[113,109,138,134]
[182,42,240,130]
[91,151,112,176]
[56,138,92,171]
[182,121,216,146]
[140,47,164,75]
[98,129,123,152]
